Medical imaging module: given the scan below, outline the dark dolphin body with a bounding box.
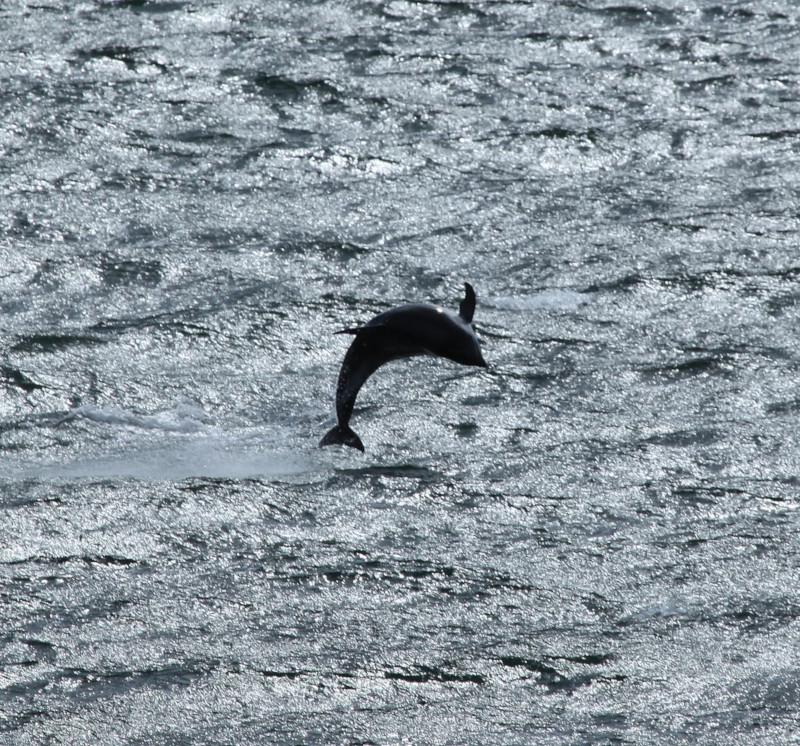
[320,283,487,452]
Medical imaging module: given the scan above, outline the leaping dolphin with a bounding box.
[320,282,487,452]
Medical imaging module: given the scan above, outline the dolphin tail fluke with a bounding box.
[319,424,365,452]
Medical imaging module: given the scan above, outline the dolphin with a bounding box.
[320,282,487,452]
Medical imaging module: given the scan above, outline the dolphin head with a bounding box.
[441,310,487,368]
[448,282,486,367]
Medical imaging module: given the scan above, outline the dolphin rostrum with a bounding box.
[320,282,487,452]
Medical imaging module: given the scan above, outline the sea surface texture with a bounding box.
[2,1,800,744]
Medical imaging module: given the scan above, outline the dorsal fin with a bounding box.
[459,282,476,323]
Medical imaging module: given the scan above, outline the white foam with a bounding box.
[35,438,311,481]
[490,290,592,312]
[72,402,211,434]
[3,401,316,481]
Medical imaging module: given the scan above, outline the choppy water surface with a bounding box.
[2,1,800,743]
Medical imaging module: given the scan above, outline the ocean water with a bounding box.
[2,1,800,743]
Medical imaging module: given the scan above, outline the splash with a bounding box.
[71,402,211,434]
[34,437,311,481]
[490,290,593,312]
[4,403,314,481]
